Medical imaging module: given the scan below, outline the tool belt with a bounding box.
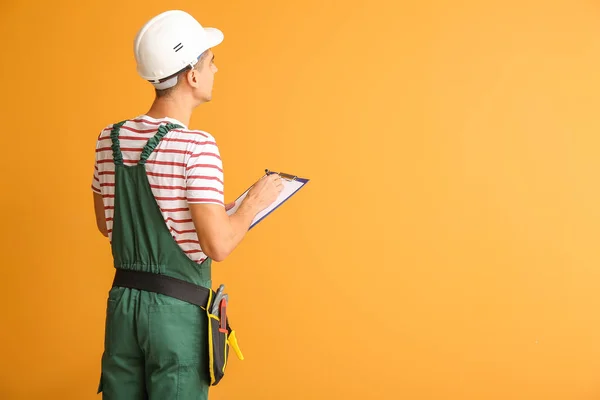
[112,269,244,386]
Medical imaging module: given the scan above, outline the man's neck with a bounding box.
[145,96,194,128]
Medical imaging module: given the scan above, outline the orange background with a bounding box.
[2,0,600,399]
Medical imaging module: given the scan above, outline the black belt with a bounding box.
[112,269,213,308]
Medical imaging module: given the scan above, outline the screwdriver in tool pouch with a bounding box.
[211,284,225,315]
[219,295,228,333]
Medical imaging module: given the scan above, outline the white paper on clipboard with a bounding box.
[225,170,309,229]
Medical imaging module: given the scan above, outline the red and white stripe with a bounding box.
[91,115,224,264]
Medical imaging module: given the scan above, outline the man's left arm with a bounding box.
[91,143,108,237]
[93,192,108,237]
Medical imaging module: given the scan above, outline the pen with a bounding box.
[266,169,282,177]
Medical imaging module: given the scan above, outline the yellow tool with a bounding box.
[227,330,244,361]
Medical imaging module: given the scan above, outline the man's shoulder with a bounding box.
[95,121,116,140]
[95,117,132,136]
[173,126,217,141]
[170,127,219,149]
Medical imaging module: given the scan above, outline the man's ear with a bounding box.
[186,68,199,87]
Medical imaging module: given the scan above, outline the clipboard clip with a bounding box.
[265,169,297,181]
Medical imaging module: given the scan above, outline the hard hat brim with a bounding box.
[204,27,224,50]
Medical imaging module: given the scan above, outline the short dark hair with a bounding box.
[154,50,210,98]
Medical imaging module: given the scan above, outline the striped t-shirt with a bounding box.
[91,115,224,264]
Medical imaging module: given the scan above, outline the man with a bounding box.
[91,9,283,399]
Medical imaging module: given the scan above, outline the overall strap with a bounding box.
[110,120,128,166]
[139,123,183,165]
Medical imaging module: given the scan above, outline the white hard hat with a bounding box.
[134,10,224,90]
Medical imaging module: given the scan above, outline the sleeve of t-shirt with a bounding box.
[185,140,225,206]
[91,163,101,194]
[91,138,101,194]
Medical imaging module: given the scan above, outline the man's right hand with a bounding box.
[244,173,284,213]
[189,173,284,262]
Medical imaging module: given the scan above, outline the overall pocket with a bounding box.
[148,303,205,365]
[97,297,118,394]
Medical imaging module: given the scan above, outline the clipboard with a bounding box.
[225,169,310,230]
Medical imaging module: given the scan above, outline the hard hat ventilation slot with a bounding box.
[173,43,184,52]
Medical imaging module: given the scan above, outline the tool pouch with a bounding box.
[206,290,244,386]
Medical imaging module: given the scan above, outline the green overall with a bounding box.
[98,121,214,399]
